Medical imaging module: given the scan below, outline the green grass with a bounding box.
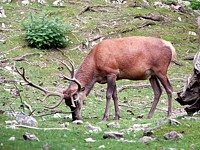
[0,0,199,150]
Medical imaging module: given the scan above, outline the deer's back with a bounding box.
[90,36,173,80]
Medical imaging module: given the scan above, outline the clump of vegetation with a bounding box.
[23,15,71,49]
[162,0,177,5]
[190,0,200,10]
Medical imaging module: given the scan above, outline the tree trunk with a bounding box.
[176,17,200,115]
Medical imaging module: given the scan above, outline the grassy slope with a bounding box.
[0,0,200,150]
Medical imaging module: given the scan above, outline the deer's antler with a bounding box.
[59,60,82,93]
[15,67,65,109]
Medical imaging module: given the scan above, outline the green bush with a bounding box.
[162,0,177,5]
[190,0,200,10]
[24,15,71,49]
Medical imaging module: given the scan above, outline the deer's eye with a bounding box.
[72,93,78,100]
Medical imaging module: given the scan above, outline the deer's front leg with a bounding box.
[102,74,117,121]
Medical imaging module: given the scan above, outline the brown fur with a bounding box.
[64,36,176,121]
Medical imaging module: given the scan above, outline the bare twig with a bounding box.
[0,52,42,63]
[134,14,164,22]
[118,103,140,109]
[183,54,195,60]
[14,125,70,131]
[35,110,72,117]
[117,83,150,92]
[78,4,116,15]
[0,28,21,32]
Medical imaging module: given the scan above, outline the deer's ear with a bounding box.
[81,87,85,92]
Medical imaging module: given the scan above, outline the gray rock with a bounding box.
[138,136,156,144]
[72,120,83,124]
[169,119,181,126]
[164,131,183,140]
[103,131,124,139]
[182,116,198,121]
[8,136,15,141]
[5,120,18,125]
[86,124,102,133]
[85,138,96,143]
[143,129,154,136]
[23,132,39,141]
[106,122,120,128]
[6,112,38,127]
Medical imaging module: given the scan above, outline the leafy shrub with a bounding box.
[190,0,200,10]
[162,0,177,5]
[24,15,71,49]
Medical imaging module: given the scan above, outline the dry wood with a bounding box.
[0,52,42,63]
[35,109,72,117]
[117,83,150,92]
[78,4,116,15]
[14,125,70,131]
[0,28,21,32]
[134,14,164,21]
[176,17,200,114]
[198,17,200,50]
[183,54,195,60]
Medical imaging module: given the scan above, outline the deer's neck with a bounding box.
[75,57,96,96]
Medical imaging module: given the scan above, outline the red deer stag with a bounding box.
[16,36,176,121]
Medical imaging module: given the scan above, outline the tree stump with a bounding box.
[176,17,200,115]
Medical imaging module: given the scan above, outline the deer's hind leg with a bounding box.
[148,75,162,118]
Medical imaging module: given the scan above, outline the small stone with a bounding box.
[86,124,102,133]
[182,116,198,121]
[72,120,83,124]
[103,131,124,139]
[164,131,183,140]
[23,132,39,141]
[8,136,15,141]
[98,145,105,149]
[138,136,156,144]
[136,114,144,119]
[169,119,181,126]
[85,138,96,143]
[60,122,69,128]
[129,123,150,132]
[188,31,197,36]
[5,120,18,125]
[106,122,120,128]
[143,129,154,136]
[53,113,61,118]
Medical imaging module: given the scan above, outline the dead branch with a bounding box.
[109,21,156,35]
[118,103,140,109]
[14,125,70,131]
[7,45,26,52]
[0,52,42,63]
[78,4,116,15]
[78,6,99,16]
[23,101,34,115]
[183,54,195,60]
[198,16,200,50]
[13,53,42,61]
[35,110,71,117]
[137,21,156,29]
[89,35,104,42]
[134,14,164,22]
[117,83,150,92]
[0,28,21,32]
